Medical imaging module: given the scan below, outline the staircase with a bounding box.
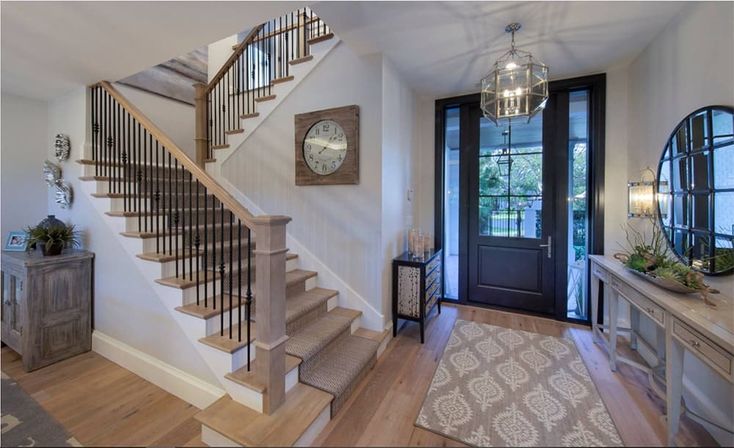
[194,8,340,177]
[80,9,389,447]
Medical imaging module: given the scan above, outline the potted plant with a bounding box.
[614,222,718,306]
[25,221,80,256]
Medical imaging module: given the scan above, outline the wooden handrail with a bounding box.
[94,80,263,230]
[206,25,264,94]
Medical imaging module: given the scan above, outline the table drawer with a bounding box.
[426,255,441,275]
[672,318,733,381]
[425,278,440,301]
[591,262,609,282]
[426,264,441,291]
[611,275,665,326]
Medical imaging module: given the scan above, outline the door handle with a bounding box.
[539,236,552,259]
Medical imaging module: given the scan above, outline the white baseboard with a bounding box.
[92,331,225,409]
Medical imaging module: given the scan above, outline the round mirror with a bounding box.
[657,105,734,275]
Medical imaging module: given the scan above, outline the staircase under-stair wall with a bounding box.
[80,9,390,447]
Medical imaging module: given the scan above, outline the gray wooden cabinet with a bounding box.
[1,250,94,371]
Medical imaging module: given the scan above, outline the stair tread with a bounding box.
[254,94,276,103]
[289,55,313,65]
[285,307,360,362]
[307,32,334,45]
[285,287,338,325]
[225,128,244,135]
[79,175,190,183]
[353,327,390,343]
[240,112,260,119]
[136,240,257,263]
[175,272,322,320]
[198,321,257,354]
[271,75,294,85]
[160,264,309,291]
[299,334,379,399]
[194,383,332,447]
[224,355,301,393]
[106,209,219,218]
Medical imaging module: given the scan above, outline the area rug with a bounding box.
[415,320,623,446]
[1,371,81,447]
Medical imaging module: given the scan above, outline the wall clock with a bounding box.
[295,105,359,185]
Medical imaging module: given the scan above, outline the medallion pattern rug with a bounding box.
[415,320,623,446]
[1,371,81,447]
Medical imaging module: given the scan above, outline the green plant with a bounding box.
[25,223,80,254]
[615,220,713,297]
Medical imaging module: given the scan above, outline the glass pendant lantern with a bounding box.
[481,23,549,124]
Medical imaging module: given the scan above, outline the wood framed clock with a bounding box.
[295,105,359,185]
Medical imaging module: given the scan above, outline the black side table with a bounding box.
[392,249,442,343]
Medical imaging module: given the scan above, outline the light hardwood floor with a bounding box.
[2,303,718,447]
[314,303,718,447]
[1,348,202,447]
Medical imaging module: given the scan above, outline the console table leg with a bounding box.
[630,306,640,351]
[590,276,600,344]
[666,324,684,446]
[608,290,619,371]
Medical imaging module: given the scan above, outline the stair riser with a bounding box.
[285,295,338,335]
[222,363,300,414]
[286,274,317,297]
[204,339,256,375]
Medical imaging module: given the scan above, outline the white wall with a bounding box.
[45,87,220,388]
[620,3,734,444]
[380,58,418,316]
[1,93,49,237]
[221,42,385,318]
[114,83,196,159]
[414,95,436,234]
[207,34,239,83]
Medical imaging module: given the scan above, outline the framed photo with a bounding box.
[4,231,28,252]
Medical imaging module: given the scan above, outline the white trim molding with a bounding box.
[92,330,225,409]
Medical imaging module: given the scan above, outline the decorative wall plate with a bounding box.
[54,134,71,162]
[43,160,61,187]
[54,179,73,209]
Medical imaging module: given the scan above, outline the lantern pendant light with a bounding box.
[481,23,549,125]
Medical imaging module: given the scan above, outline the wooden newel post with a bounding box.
[193,83,208,167]
[253,215,291,414]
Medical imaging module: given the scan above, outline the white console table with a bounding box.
[589,255,734,445]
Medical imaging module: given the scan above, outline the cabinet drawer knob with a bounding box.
[690,339,700,348]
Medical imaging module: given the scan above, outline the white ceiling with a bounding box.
[312,1,690,97]
[1,1,303,100]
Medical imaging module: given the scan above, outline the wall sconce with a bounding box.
[628,168,657,218]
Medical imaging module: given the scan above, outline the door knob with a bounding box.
[539,236,552,259]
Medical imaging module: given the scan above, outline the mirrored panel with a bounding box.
[657,106,734,275]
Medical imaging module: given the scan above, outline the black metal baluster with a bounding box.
[229,211,233,339]
[203,190,209,308]
[155,139,161,253]
[116,102,121,194]
[219,202,225,335]
[91,87,97,166]
[174,159,180,276]
[188,171,193,280]
[195,179,201,306]
[211,196,216,310]
[167,152,172,255]
[124,111,130,212]
[246,226,252,370]
[137,122,143,231]
[237,220,242,342]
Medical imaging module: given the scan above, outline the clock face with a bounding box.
[303,120,347,176]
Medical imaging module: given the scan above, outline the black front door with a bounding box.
[466,103,556,314]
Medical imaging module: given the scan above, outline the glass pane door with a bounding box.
[567,90,590,320]
[479,116,544,239]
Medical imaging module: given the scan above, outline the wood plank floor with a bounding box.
[1,303,718,446]
[1,347,202,447]
[314,303,718,447]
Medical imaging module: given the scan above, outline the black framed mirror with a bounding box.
[657,105,734,275]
